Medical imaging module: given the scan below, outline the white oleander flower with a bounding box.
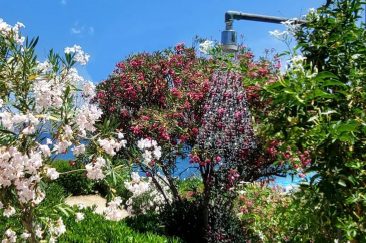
[72,144,86,156]
[0,111,13,130]
[64,45,90,65]
[20,232,30,240]
[124,173,172,214]
[199,40,214,54]
[53,218,66,236]
[137,138,162,164]
[82,81,95,98]
[104,197,123,221]
[22,125,36,135]
[75,212,85,222]
[53,140,72,154]
[63,125,73,138]
[75,104,103,134]
[46,168,59,180]
[117,132,124,140]
[3,206,15,217]
[39,144,51,157]
[4,228,17,243]
[98,137,125,156]
[85,157,106,180]
[35,225,43,239]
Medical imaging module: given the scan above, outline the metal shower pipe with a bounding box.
[221,11,307,52]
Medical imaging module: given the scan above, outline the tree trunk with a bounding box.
[202,185,210,243]
[22,208,37,243]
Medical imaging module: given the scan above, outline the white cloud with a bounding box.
[71,27,82,34]
[70,22,94,36]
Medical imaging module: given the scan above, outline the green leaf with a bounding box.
[338,179,347,187]
[56,205,71,217]
[316,71,339,79]
[321,79,347,88]
[337,121,359,133]
[307,115,318,122]
[321,110,337,115]
[312,89,335,99]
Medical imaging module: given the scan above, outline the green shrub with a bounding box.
[59,209,181,243]
[257,1,366,240]
[40,183,66,207]
[52,160,95,195]
[177,177,203,199]
[235,183,339,242]
[124,213,164,235]
[160,199,204,243]
[1,185,180,243]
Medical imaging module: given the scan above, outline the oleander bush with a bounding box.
[0,18,131,241]
[96,41,287,242]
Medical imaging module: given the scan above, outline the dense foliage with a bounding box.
[52,160,95,195]
[2,0,366,242]
[255,0,366,241]
[59,209,181,243]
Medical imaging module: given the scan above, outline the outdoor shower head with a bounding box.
[221,13,238,52]
[220,11,307,53]
[221,28,238,53]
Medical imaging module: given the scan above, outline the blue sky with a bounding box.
[1,0,324,83]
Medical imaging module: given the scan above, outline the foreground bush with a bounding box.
[258,1,366,240]
[59,209,181,243]
[0,18,128,241]
[236,183,336,242]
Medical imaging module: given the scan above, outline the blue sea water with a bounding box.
[174,157,310,188]
[56,147,308,187]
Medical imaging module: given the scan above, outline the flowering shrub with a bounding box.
[96,44,213,146]
[234,183,290,241]
[0,18,126,241]
[235,182,336,242]
[96,40,288,241]
[103,197,125,221]
[95,44,216,205]
[124,172,172,215]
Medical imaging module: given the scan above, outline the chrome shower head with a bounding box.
[221,28,238,52]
